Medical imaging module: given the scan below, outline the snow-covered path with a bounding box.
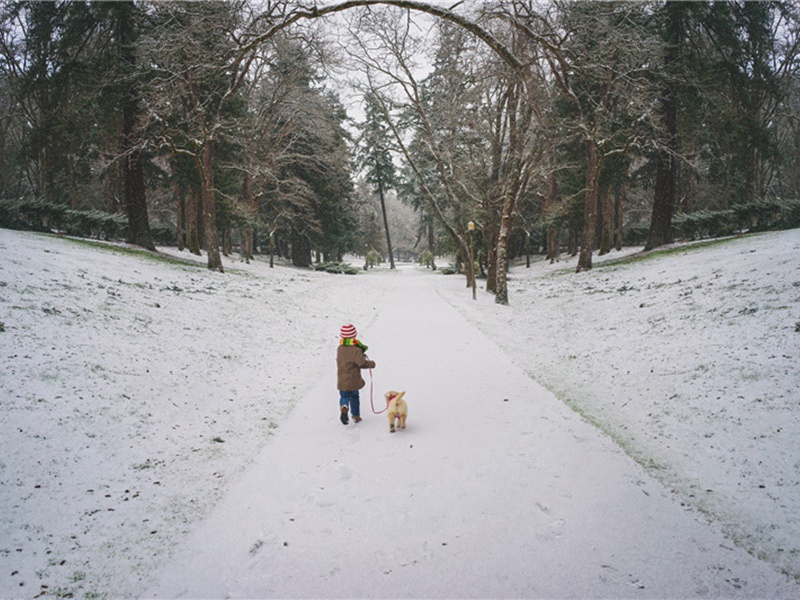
[146,266,797,598]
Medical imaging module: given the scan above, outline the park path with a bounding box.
[146,265,798,598]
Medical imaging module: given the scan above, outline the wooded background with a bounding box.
[2,1,800,304]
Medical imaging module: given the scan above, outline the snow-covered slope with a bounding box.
[1,227,798,597]
[445,229,800,583]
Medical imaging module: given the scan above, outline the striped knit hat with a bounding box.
[340,323,357,339]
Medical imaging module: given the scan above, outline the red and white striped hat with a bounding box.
[340,323,357,339]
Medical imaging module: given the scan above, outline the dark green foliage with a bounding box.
[149,226,177,246]
[672,197,800,240]
[0,197,126,239]
[313,262,359,275]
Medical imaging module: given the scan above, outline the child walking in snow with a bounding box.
[336,324,375,425]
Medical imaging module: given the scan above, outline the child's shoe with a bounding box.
[340,406,349,425]
[353,416,362,423]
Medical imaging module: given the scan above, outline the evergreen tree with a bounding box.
[358,90,398,269]
[260,39,356,267]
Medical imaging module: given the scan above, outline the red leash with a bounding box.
[368,368,387,414]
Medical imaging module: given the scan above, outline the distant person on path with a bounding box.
[336,324,375,425]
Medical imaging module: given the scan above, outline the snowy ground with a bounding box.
[445,230,800,583]
[0,227,798,598]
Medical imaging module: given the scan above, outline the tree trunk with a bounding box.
[69,159,78,210]
[680,158,694,214]
[568,225,578,256]
[176,182,186,251]
[199,141,223,272]
[241,228,253,263]
[186,185,201,255]
[222,229,231,257]
[427,216,437,270]
[118,1,154,251]
[598,183,614,256]
[645,1,680,251]
[646,146,676,250]
[240,170,254,263]
[525,231,531,268]
[614,181,625,251]
[485,222,498,294]
[377,178,395,269]
[494,202,514,305]
[545,160,560,263]
[547,226,559,263]
[291,228,311,267]
[269,231,276,268]
[577,140,599,272]
[297,238,311,267]
[123,132,153,250]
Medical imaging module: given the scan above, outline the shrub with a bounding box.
[364,249,381,269]
[313,261,359,275]
[419,250,434,268]
[672,197,800,241]
[0,197,126,239]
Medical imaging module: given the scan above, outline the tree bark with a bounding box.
[291,228,311,267]
[427,216,437,270]
[598,183,614,256]
[240,171,254,263]
[494,197,515,304]
[646,144,676,250]
[577,140,599,272]
[186,185,201,255]
[176,182,186,251]
[614,181,625,251]
[118,1,154,250]
[485,222,498,294]
[545,160,560,263]
[568,224,578,256]
[377,178,395,269]
[199,141,223,272]
[645,2,681,251]
[123,145,153,249]
[494,178,526,303]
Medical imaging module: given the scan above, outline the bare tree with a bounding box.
[341,5,544,303]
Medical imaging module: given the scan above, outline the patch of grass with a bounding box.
[597,236,746,268]
[61,235,202,268]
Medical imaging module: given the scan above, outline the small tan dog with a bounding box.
[384,390,408,433]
